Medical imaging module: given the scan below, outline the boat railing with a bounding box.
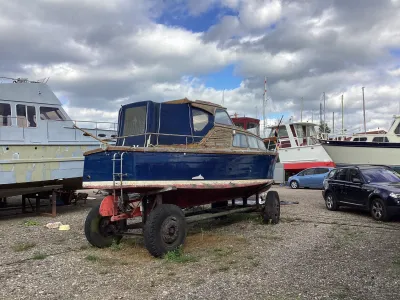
[0,116,117,143]
[116,132,205,148]
[316,132,351,141]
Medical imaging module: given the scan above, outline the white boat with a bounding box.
[263,121,334,173]
[320,115,400,168]
[0,78,117,194]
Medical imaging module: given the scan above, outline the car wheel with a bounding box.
[325,192,338,211]
[290,181,299,189]
[370,198,389,221]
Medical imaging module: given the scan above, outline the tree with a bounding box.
[318,122,331,134]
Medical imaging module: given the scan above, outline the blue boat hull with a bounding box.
[83,149,277,188]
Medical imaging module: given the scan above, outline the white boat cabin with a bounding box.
[266,122,319,148]
[0,79,116,145]
[349,115,400,143]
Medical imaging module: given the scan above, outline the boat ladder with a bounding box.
[112,152,127,206]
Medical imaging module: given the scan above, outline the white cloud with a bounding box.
[1,0,399,137]
[239,0,282,30]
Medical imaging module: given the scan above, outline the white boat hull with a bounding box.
[321,144,400,166]
[278,144,334,170]
[0,144,98,189]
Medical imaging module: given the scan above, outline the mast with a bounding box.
[332,112,335,134]
[362,87,366,134]
[323,92,326,134]
[263,77,267,137]
[341,94,344,135]
[301,97,303,122]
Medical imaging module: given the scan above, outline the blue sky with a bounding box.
[157,4,243,90]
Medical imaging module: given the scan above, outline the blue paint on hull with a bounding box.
[83,150,277,183]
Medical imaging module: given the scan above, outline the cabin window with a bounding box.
[40,107,66,121]
[233,133,248,148]
[248,122,257,129]
[234,122,244,129]
[247,136,259,149]
[0,103,11,126]
[354,137,367,142]
[372,137,389,143]
[268,126,288,137]
[16,104,36,127]
[192,108,210,132]
[257,138,267,150]
[122,105,146,136]
[395,123,400,135]
[294,124,306,138]
[215,109,233,126]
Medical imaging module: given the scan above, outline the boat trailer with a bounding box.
[84,184,280,258]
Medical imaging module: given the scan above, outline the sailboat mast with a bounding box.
[301,97,303,122]
[323,92,326,134]
[362,87,366,134]
[332,112,335,134]
[341,94,344,135]
[263,77,267,137]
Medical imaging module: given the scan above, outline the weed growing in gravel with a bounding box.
[23,220,40,226]
[85,254,99,262]
[164,246,198,263]
[12,242,36,252]
[32,252,48,260]
[212,247,233,257]
[110,240,122,251]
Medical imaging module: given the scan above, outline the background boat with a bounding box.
[320,115,400,170]
[0,78,117,194]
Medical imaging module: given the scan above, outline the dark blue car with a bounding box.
[288,167,334,189]
[322,165,400,221]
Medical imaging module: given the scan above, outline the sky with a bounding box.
[1,0,400,137]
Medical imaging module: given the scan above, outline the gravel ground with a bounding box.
[0,186,399,300]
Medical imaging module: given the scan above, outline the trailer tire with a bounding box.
[84,204,123,248]
[262,191,280,224]
[144,204,187,258]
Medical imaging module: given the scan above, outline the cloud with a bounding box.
[239,0,282,30]
[0,0,399,136]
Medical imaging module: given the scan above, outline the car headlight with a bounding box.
[389,192,400,199]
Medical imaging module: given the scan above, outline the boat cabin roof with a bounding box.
[116,99,267,150]
[0,81,62,106]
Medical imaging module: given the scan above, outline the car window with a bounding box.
[335,168,348,181]
[348,168,362,182]
[315,168,329,174]
[304,169,315,176]
[361,168,400,183]
[297,171,305,176]
[327,169,337,179]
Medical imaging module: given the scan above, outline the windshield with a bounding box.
[361,168,400,183]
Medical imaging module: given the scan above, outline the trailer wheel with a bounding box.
[262,191,280,224]
[144,204,187,258]
[84,204,124,248]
